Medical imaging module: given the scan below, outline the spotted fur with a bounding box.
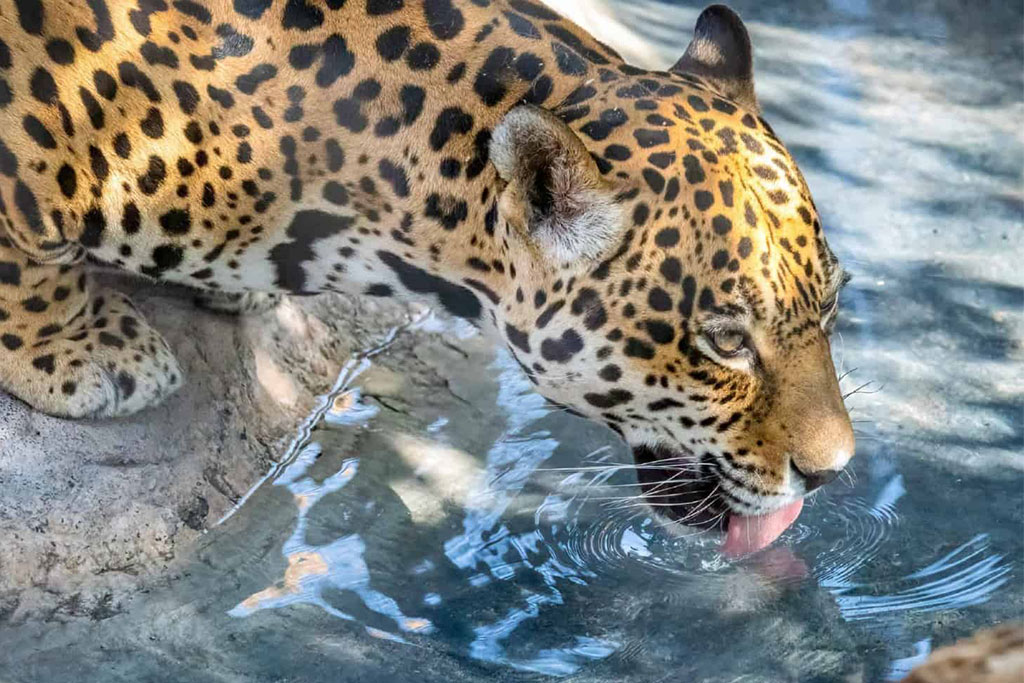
[0,1,853,523]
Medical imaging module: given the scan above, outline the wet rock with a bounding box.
[177,496,210,531]
[904,624,1024,683]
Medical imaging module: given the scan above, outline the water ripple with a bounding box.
[831,534,1012,622]
[811,477,1012,622]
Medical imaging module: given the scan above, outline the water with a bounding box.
[3,0,1022,681]
[202,324,1018,682]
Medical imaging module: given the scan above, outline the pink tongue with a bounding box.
[722,499,804,558]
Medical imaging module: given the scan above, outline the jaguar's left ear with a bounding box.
[671,4,759,113]
[490,106,622,264]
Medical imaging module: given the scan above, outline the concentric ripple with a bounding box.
[539,470,731,583]
[830,533,1013,622]
[808,475,1013,622]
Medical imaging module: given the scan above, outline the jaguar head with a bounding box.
[490,5,854,555]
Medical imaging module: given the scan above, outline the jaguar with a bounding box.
[0,0,854,555]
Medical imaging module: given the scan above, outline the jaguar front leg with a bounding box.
[0,238,182,418]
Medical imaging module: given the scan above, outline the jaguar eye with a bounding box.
[707,329,747,357]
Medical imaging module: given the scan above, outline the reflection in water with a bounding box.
[223,324,1015,679]
[227,315,438,641]
[215,314,414,527]
[229,341,623,674]
[229,420,436,641]
[441,352,620,675]
[883,639,932,682]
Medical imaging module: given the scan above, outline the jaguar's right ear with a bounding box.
[671,4,759,113]
[490,106,621,264]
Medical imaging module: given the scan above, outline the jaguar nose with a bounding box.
[791,462,842,492]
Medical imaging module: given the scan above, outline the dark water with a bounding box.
[4,1,1022,681]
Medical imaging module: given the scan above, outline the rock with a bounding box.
[0,270,414,622]
[904,624,1024,683]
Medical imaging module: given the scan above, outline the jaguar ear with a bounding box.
[490,106,621,264]
[671,4,758,113]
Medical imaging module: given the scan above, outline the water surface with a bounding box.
[3,0,1021,681]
